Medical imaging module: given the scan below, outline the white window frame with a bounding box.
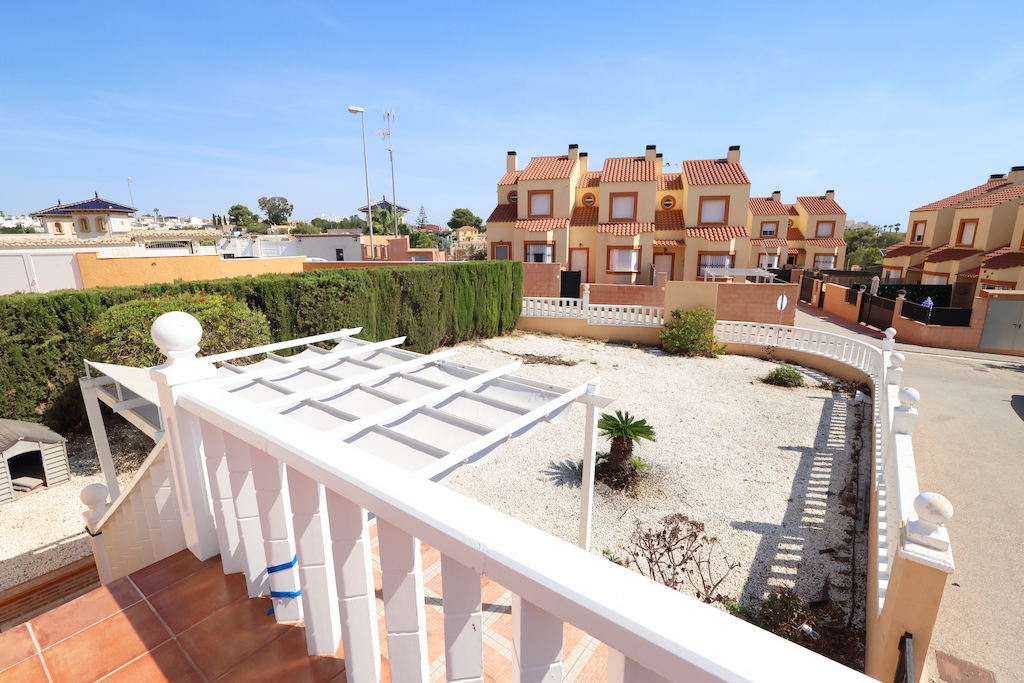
[815,221,835,238]
[813,254,836,269]
[759,221,778,238]
[698,197,728,224]
[758,254,779,268]
[528,191,552,218]
[609,193,637,222]
[957,219,977,246]
[923,274,948,285]
[911,221,926,243]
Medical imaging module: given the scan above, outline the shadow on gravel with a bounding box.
[542,459,583,488]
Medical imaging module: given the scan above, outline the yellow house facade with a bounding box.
[486,144,756,283]
[31,195,136,238]
[882,168,1024,287]
[745,192,848,271]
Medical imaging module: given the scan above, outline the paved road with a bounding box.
[795,304,1024,682]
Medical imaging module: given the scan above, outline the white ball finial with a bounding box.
[915,492,954,526]
[884,328,897,340]
[151,311,203,361]
[81,483,109,506]
[889,352,905,368]
[898,387,920,408]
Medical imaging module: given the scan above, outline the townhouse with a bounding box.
[882,167,1024,292]
[746,192,847,270]
[31,195,137,237]
[486,145,755,284]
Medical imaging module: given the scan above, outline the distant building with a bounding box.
[31,194,136,239]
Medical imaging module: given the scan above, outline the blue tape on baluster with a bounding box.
[267,608,275,615]
[270,589,302,599]
[84,525,102,538]
[267,555,298,574]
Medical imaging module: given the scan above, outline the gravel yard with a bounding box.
[444,332,869,651]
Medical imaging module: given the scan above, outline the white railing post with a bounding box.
[512,596,563,683]
[377,519,429,683]
[886,352,905,390]
[892,387,919,436]
[250,448,303,622]
[582,283,591,314]
[326,491,380,683]
[440,555,484,683]
[81,483,114,585]
[579,381,600,551]
[882,327,897,352]
[905,492,954,551]
[149,312,219,560]
[287,466,342,655]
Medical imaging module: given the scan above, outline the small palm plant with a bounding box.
[598,411,657,477]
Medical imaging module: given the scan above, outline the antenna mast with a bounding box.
[376,109,399,236]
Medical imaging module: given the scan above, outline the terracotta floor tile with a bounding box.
[0,654,48,683]
[492,611,512,643]
[102,641,204,683]
[177,597,290,681]
[130,550,218,597]
[424,609,446,663]
[482,642,510,683]
[41,601,171,683]
[574,642,608,683]
[148,563,248,634]
[562,623,586,661]
[0,624,36,671]
[215,627,346,683]
[31,577,142,650]
[423,572,443,596]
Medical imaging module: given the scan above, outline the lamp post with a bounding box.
[126,177,135,218]
[348,106,375,260]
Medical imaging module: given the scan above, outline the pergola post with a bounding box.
[578,381,600,551]
[79,378,120,500]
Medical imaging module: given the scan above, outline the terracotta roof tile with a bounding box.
[788,248,806,255]
[958,266,981,278]
[748,197,793,216]
[957,182,1024,209]
[982,250,1024,270]
[750,239,788,247]
[653,239,685,246]
[685,226,749,241]
[487,204,517,223]
[882,242,931,259]
[912,179,1012,212]
[571,206,599,226]
[577,172,602,188]
[657,173,683,191]
[600,157,656,183]
[683,159,750,186]
[907,264,924,271]
[498,172,521,186]
[785,204,799,216]
[0,229,225,248]
[797,196,845,215]
[924,245,983,263]
[805,237,846,247]
[787,226,804,241]
[596,222,656,236]
[519,156,577,181]
[515,218,569,231]
[980,244,1011,260]
[654,210,685,230]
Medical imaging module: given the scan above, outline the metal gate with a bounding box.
[560,270,582,299]
[980,299,1024,350]
[800,275,815,302]
[859,294,895,330]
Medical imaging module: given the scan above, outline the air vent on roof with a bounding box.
[569,144,578,149]
[1012,166,1024,172]
[990,174,1006,179]
[579,152,587,157]
[728,145,740,151]
[656,153,663,158]
[646,145,656,150]
[507,151,516,156]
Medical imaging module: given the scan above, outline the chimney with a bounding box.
[825,190,835,200]
[579,152,588,173]
[1007,166,1024,182]
[771,190,781,202]
[646,145,657,163]
[990,173,1006,180]
[568,144,579,161]
[727,145,741,164]
[507,151,518,173]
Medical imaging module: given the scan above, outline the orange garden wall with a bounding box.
[715,283,799,326]
[76,253,305,288]
[822,283,861,324]
[522,262,563,297]
[586,273,667,306]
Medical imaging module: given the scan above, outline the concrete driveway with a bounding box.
[795,304,1024,682]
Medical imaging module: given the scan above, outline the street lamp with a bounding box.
[126,177,135,220]
[348,106,374,260]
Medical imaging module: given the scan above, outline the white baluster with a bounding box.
[200,420,245,574]
[139,474,159,561]
[287,466,341,655]
[512,596,562,683]
[441,555,483,683]
[326,491,380,683]
[81,484,114,585]
[225,435,271,598]
[250,448,303,622]
[377,519,428,683]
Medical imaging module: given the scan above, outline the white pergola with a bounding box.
[701,266,778,282]
[81,325,613,549]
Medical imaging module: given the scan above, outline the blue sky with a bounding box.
[3,1,1024,227]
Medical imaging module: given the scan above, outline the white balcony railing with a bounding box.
[521,293,664,328]
[520,296,585,319]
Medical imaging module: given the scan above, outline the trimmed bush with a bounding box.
[91,292,272,368]
[0,261,522,429]
[763,366,805,387]
[659,306,724,357]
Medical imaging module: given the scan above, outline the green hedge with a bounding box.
[0,261,522,430]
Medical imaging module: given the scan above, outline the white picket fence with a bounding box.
[521,294,665,327]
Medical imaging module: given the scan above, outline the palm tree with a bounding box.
[598,411,656,473]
